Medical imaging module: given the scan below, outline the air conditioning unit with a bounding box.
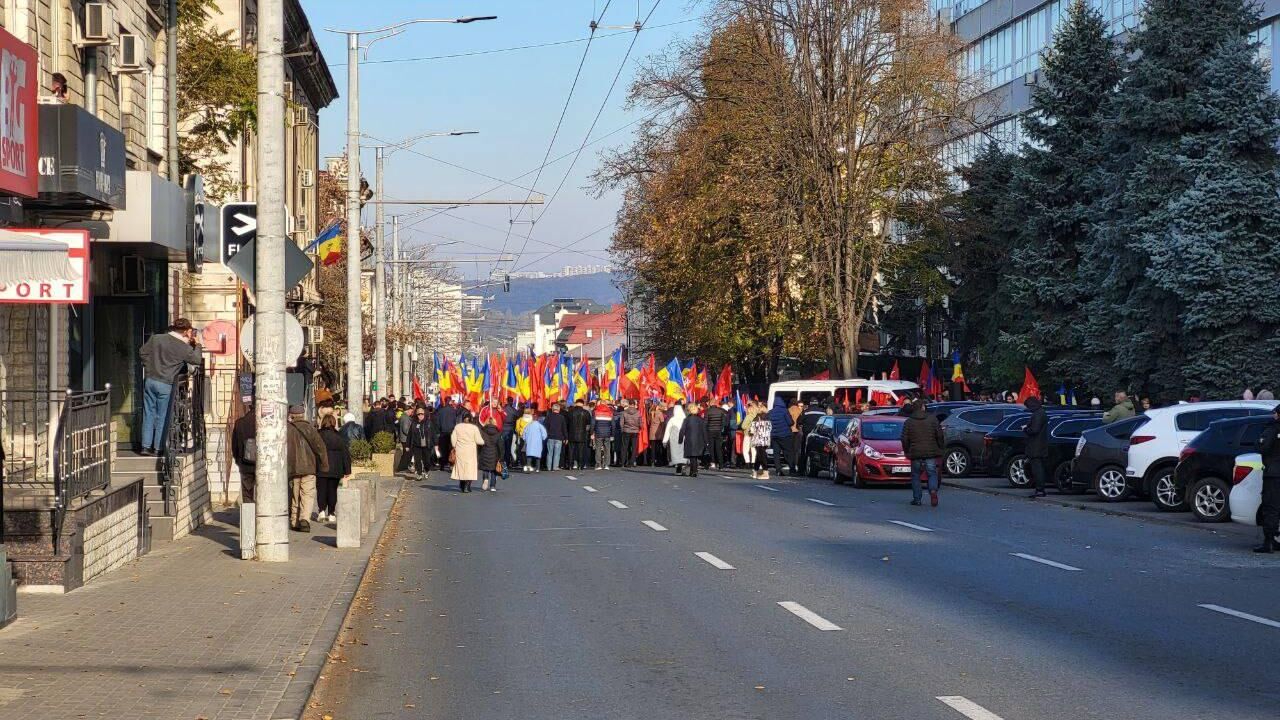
[294,214,308,232]
[1024,70,1041,87]
[79,3,114,45]
[291,106,309,127]
[299,168,315,188]
[283,80,294,101]
[304,325,325,345]
[115,33,143,72]
[111,255,147,295]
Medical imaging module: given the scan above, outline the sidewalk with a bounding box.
[0,477,400,720]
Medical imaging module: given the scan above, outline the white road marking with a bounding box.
[567,475,578,481]
[694,552,735,570]
[755,485,780,492]
[582,486,597,493]
[889,520,934,532]
[1010,552,1082,572]
[936,696,1006,720]
[806,498,835,506]
[608,500,628,509]
[641,520,668,532]
[777,601,843,631]
[720,475,735,479]
[1199,604,1280,629]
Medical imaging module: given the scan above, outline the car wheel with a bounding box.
[852,472,867,489]
[945,447,971,478]
[1054,461,1078,494]
[1095,466,1131,502]
[832,463,847,485]
[1151,468,1188,512]
[1189,477,1230,523]
[1006,455,1030,488]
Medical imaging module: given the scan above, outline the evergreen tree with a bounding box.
[1084,0,1263,399]
[1004,0,1122,395]
[1154,34,1280,395]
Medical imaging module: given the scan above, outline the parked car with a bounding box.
[831,415,911,487]
[1068,416,1147,500]
[985,412,1103,489]
[1125,401,1277,513]
[941,403,1026,477]
[1173,416,1271,522]
[804,414,854,477]
[1228,453,1280,545]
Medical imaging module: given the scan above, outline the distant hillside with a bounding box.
[483,272,621,315]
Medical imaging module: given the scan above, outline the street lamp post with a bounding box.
[324,15,496,422]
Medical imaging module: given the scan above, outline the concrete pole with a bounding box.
[391,215,401,398]
[166,0,179,182]
[345,34,364,423]
[254,0,289,562]
[374,147,387,401]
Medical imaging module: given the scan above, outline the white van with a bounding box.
[765,380,920,410]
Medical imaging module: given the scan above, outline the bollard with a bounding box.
[349,477,372,537]
[240,503,257,560]
[336,487,361,548]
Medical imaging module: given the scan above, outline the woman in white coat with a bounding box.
[664,403,687,475]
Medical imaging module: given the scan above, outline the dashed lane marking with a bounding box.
[694,552,734,570]
[755,485,780,492]
[582,486,597,493]
[1011,552,1082,572]
[936,696,1006,720]
[567,475,578,481]
[608,500,628,509]
[806,498,835,506]
[889,520,934,532]
[641,520,668,532]
[777,601,843,631]
[1199,604,1280,629]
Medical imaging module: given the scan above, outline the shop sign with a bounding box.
[0,28,37,197]
[0,228,89,303]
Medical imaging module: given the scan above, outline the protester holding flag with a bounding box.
[1024,395,1050,498]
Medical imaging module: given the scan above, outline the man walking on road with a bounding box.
[1024,395,1050,498]
[768,397,793,476]
[1102,391,1135,424]
[545,403,568,471]
[592,400,614,470]
[287,405,328,533]
[901,399,944,507]
[680,403,708,477]
[704,400,727,470]
[619,400,642,467]
[567,399,592,470]
[1255,406,1280,553]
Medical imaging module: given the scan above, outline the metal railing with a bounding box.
[160,365,206,516]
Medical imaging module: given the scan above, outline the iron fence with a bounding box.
[160,365,206,516]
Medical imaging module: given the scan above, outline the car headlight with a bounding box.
[863,444,884,460]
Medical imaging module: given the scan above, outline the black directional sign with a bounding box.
[221,202,257,264]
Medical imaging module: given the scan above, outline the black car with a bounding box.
[1068,416,1146,500]
[803,414,854,477]
[984,412,1103,489]
[941,403,1026,477]
[1173,415,1271,522]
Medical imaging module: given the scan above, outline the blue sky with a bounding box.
[305,0,709,280]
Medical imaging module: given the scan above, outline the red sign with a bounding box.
[0,228,90,304]
[0,28,36,197]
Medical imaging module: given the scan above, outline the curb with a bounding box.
[271,476,406,720]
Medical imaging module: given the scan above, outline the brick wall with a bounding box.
[171,449,213,540]
[81,502,138,582]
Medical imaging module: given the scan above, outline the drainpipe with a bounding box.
[84,48,97,115]
[167,0,180,181]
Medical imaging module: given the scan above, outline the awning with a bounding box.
[0,229,75,285]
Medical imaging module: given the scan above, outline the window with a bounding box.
[147,64,164,154]
[1105,416,1144,439]
[1053,418,1102,439]
[960,408,1004,427]
[860,422,903,440]
[1176,409,1251,432]
[1238,422,1267,449]
[833,417,852,435]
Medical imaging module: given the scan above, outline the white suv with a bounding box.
[1126,401,1277,512]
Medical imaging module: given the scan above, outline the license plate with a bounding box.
[891,465,911,474]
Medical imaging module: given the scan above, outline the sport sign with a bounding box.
[0,27,36,197]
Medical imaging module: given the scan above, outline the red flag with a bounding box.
[637,401,650,456]
[810,369,831,380]
[889,360,900,380]
[1017,367,1041,403]
[714,364,733,402]
[917,360,932,393]
[412,377,425,402]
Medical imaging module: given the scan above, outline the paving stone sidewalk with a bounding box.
[0,477,400,720]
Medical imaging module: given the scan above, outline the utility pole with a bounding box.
[344,32,364,423]
[391,215,401,398]
[395,217,411,397]
[254,0,289,562]
[374,147,387,402]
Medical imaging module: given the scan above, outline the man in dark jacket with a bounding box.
[1023,395,1049,498]
[231,405,256,504]
[395,405,416,475]
[1255,406,1280,553]
[501,400,519,467]
[286,405,328,533]
[138,318,204,455]
[768,397,794,476]
[901,399,945,507]
[703,401,727,470]
[798,400,825,475]
[619,400,642,467]
[567,399,592,470]
[436,399,459,471]
[409,406,436,478]
[544,403,569,470]
[679,403,709,477]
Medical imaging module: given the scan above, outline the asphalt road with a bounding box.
[306,467,1280,720]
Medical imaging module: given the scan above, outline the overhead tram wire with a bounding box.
[505,0,665,274]
[491,0,617,274]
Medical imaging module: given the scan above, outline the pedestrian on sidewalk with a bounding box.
[592,400,615,470]
[567,399,592,470]
[451,415,485,493]
[901,399,944,507]
[394,404,415,475]
[1024,395,1049,498]
[619,400,642,467]
[680,403,708,478]
[409,406,436,479]
[704,400,726,470]
[523,411,548,472]
[545,403,568,470]
[664,403,687,475]
[287,405,328,532]
[231,403,256,504]
[479,420,503,491]
[1254,406,1280,553]
[340,412,364,442]
[749,410,772,479]
[316,415,351,524]
[138,318,204,455]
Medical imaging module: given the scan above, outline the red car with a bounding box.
[830,416,912,487]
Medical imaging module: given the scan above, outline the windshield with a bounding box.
[833,417,852,435]
[861,421,902,440]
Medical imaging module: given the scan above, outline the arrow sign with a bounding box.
[231,212,257,236]
[221,202,257,264]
